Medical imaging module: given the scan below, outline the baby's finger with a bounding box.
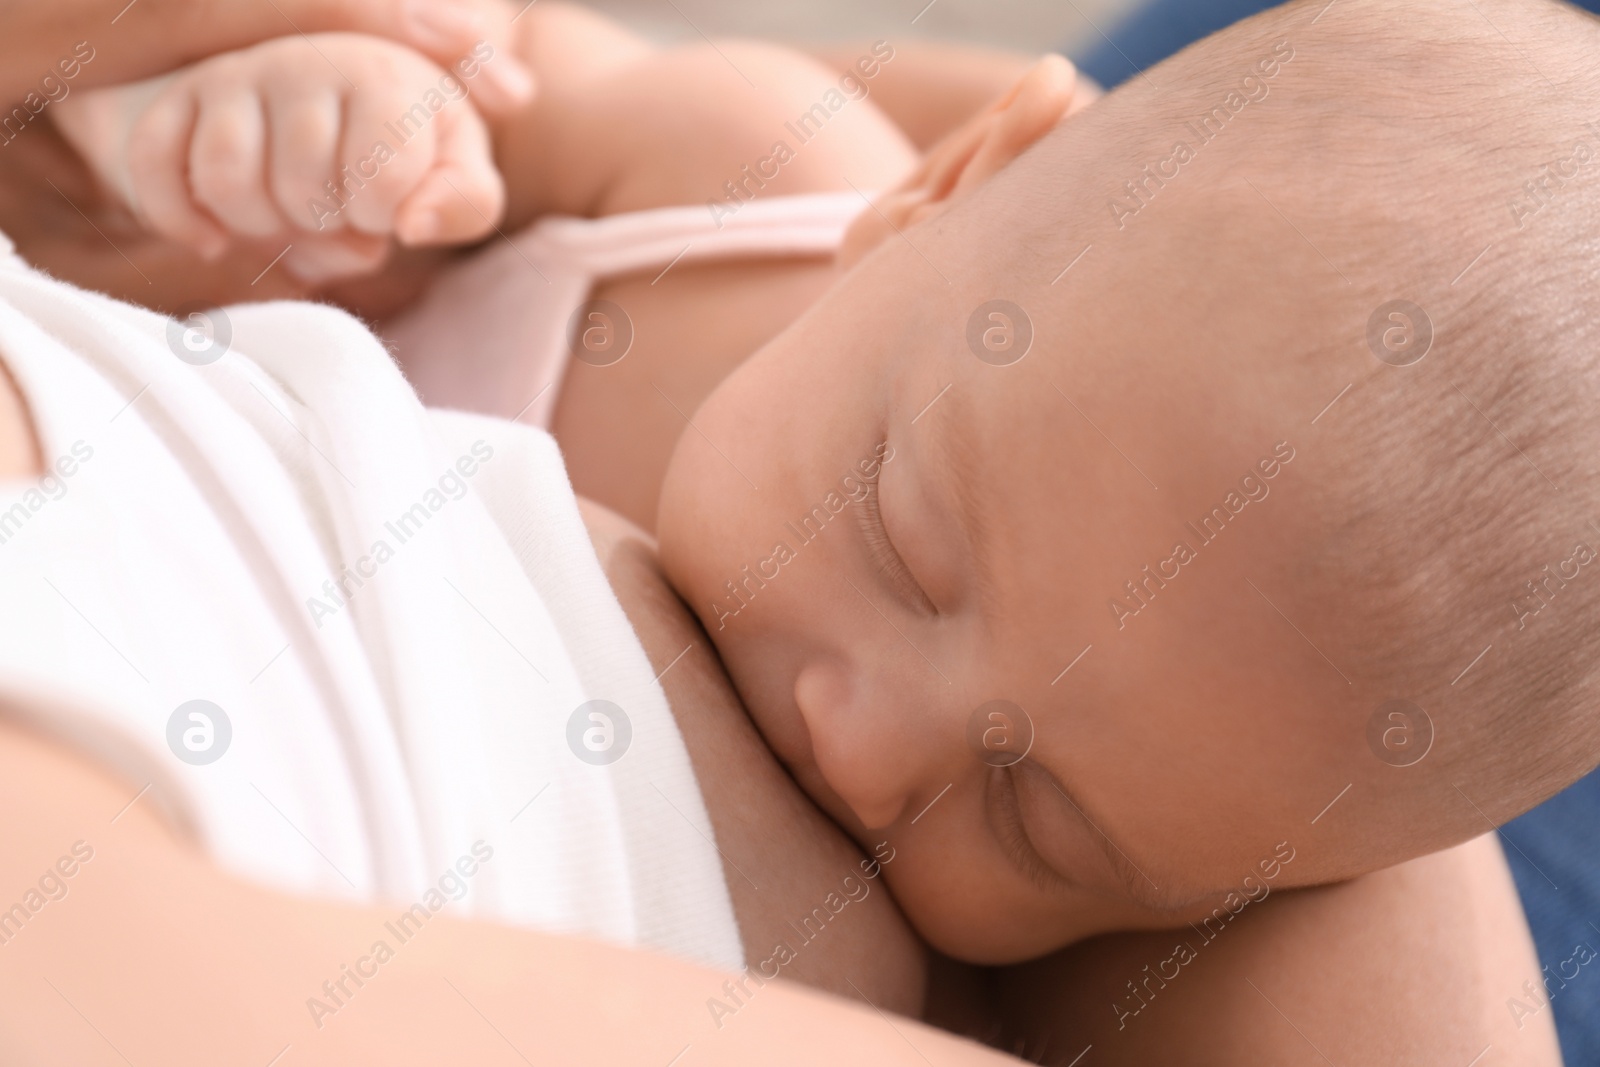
[393,104,504,246]
[335,89,438,236]
[282,231,393,286]
[267,89,346,234]
[189,91,283,239]
[124,90,229,259]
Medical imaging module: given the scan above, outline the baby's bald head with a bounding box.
[1213,0,1600,818]
[661,0,1600,959]
[970,0,1600,818]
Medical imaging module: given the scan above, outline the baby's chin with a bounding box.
[886,846,1202,965]
[895,875,1080,965]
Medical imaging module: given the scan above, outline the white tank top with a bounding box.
[0,230,742,972]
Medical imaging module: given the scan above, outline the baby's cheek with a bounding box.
[875,830,1010,961]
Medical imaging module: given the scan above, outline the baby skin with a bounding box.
[25,0,1596,1063]
[653,0,1600,1061]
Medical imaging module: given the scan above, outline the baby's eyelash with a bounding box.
[856,457,938,615]
[989,766,1072,896]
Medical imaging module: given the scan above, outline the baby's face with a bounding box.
[659,97,1469,963]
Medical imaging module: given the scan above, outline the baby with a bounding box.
[655,0,1600,1044]
[37,0,1600,1052]
[659,0,1600,977]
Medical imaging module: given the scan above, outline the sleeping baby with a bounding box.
[38,0,1600,1056]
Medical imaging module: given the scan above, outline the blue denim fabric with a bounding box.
[1074,0,1600,90]
[1069,2,1600,1060]
[1503,769,1600,1066]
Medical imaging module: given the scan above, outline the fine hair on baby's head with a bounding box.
[1147,0,1600,811]
[659,0,1600,962]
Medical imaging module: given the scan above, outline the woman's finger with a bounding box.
[397,0,535,116]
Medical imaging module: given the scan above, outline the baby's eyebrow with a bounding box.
[920,389,998,618]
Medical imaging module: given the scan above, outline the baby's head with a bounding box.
[659,0,1600,963]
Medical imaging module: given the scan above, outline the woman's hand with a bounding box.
[272,0,536,117]
[0,0,532,118]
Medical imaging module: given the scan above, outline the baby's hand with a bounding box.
[53,34,507,284]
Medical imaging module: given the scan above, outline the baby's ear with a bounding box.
[839,55,1086,269]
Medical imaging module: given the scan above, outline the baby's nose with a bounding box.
[793,661,946,830]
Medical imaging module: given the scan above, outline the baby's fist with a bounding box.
[55,34,507,282]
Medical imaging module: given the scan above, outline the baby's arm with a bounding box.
[485,2,920,231]
[986,835,1559,1066]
